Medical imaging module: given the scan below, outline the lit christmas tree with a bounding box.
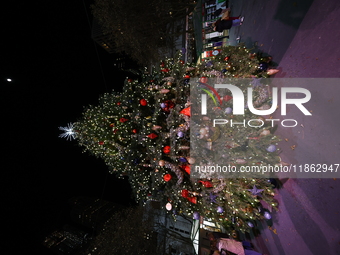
[62,46,282,234]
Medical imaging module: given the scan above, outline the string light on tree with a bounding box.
[58,47,282,234]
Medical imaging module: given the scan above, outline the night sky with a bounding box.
[2,1,136,253]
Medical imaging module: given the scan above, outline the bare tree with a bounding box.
[91,0,196,64]
[85,206,159,255]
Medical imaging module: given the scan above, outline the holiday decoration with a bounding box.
[163,174,172,182]
[267,69,279,76]
[160,89,170,94]
[247,222,254,228]
[180,107,191,117]
[152,125,162,130]
[225,107,233,114]
[58,123,76,141]
[181,189,189,198]
[162,146,171,154]
[223,95,233,102]
[264,211,272,219]
[248,185,264,196]
[266,145,277,152]
[260,129,270,136]
[199,180,213,188]
[181,164,190,175]
[140,99,148,106]
[179,157,187,163]
[60,47,281,235]
[187,157,195,164]
[158,160,165,167]
[177,131,184,138]
[166,202,172,211]
[147,133,158,139]
[200,76,208,83]
[119,118,128,123]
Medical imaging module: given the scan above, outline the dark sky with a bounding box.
[1,1,136,253]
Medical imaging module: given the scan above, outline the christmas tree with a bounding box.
[61,45,281,234]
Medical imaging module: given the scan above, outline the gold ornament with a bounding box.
[158,160,165,166]
[245,205,253,213]
[210,126,220,142]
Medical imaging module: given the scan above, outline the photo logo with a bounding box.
[199,84,312,129]
[188,78,338,179]
[201,84,312,116]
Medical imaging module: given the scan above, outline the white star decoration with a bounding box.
[59,123,76,141]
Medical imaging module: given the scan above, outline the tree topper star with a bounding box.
[59,123,76,141]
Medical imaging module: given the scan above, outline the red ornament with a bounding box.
[109,123,115,127]
[224,56,230,61]
[113,129,118,134]
[132,129,138,134]
[150,80,155,83]
[117,102,121,105]
[163,145,171,154]
[162,100,175,112]
[140,99,148,106]
[160,62,165,67]
[161,68,170,72]
[127,79,133,82]
[181,165,191,175]
[165,100,175,109]
[223,95,233,102]
[200,76,208,83]
[187,196,197,204]
[163,174,172,182]
[119,118,128,123]
[184,75,190,79]
[181,189,189,198]
[147,133,158,139]
[180,107,191,117]
[98,141,104,145]
[199,180,213,188]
